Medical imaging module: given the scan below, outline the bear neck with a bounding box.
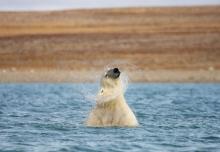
[98,94,126,109]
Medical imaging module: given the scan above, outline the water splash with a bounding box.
[78,84,98,104]
[102,65,129,93]
[80,68,129,105]
[97,68,129,104]
[120,71,129,94]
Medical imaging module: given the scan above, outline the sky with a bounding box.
[0,0,220,11]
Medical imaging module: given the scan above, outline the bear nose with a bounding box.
[113,68,120,73]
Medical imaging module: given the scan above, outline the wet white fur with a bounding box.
[86,74,138,127]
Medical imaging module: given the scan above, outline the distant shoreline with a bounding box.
[0,69,219,83]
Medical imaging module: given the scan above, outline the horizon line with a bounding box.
[0,0,220,11]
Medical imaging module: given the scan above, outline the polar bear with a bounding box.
[86,68,138,127]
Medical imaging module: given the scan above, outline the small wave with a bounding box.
[202,136,220,141]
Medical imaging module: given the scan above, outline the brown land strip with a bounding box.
[0,6,220,82]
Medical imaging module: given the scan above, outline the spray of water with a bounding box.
[120,71,129,93]
[102,66,129,94]
[81,67,129,105]
[79,84,98,104]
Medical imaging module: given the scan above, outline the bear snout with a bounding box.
[105,68,120,79]
[113,68,120,74]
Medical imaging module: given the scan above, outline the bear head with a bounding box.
[96,68,124,104]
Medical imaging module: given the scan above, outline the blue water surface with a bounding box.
[0,83,220,152]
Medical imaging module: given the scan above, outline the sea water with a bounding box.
[0,83,220,152]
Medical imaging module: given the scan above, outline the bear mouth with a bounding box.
[105,68,120,79]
